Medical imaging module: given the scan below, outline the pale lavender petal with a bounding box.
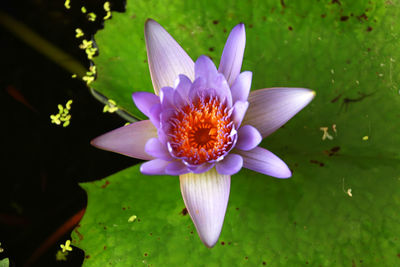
[216,154,243,175]
[145,19,194,95]
[244,88,315,138]
[145,138,173,161]
[179,168,230,247]
[230,71,252,103]
[165,161,189,175]
[232,100,249,127]
[235,125,262,151]
[236,147,291,178]
[140,159,170,175]
[160,86,175,110]
[218,23,246,86]
[132,92,160,117]
[91,120,157,160]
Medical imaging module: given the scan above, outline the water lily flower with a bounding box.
[91,19,315,248]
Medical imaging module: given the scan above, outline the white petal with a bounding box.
[244,88,315,138]
[179,168,230,248]
[145,19,195,95]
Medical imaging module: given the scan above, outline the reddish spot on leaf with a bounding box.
[324,146,341,156]
[180,207,188,216]
[340,16,349,21]
[310,160,325,167]
[101,180,110,188]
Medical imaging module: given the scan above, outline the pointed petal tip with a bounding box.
[311,90,317,97]
[202,237,218,248]
[144,18,195,94]
[145,18,157,26]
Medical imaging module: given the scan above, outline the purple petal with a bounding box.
[235,125,262,151]
[145,19,194,95]
[91,120,157,160]
[132,92,160,117]
[140,159,170,175]
[218,23,246,86]
[195,55,218,80]
[188,162,215,174]
[232,100,249,127]
[148,103,162,128]
[179,168,230,247]
[194,56,232,106]
[160,86,175,110]
[165,161,189,175]
[145,138,173,161]
[244,88,315,138]
[216,154,243,175]
[230,71,252,103]
[174,74,192,101]
[236,147,291,178]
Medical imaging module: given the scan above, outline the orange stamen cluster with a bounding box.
[167,96,234,165]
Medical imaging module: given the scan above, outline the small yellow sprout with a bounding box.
[103,99,118,113]
[71,74,77,78]
[81,6,87,13]
[79,39,92,50]
[66,100,73,110]
[56,250,68,261]
[88,12,97,22]
[75,28,84,38]
[50,100,73,127]
[104,2,111,20]
[82,75,95,85]
[0,242,4,253]
[50,114,61,125]
[60,240,73,253]
[320,127,333,140]
[64,0,71,9]
[85,47,98,60]
[124,122,131,126]
[362,136,369,141]
[128,215,137,222]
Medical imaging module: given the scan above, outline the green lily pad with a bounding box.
[73,0,400,266]
[0,258,9,267]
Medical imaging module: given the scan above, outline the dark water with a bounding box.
[1,0,138,266]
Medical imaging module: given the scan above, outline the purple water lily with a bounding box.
[92,19,315,248]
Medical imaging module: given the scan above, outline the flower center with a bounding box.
[167,95,235,165]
